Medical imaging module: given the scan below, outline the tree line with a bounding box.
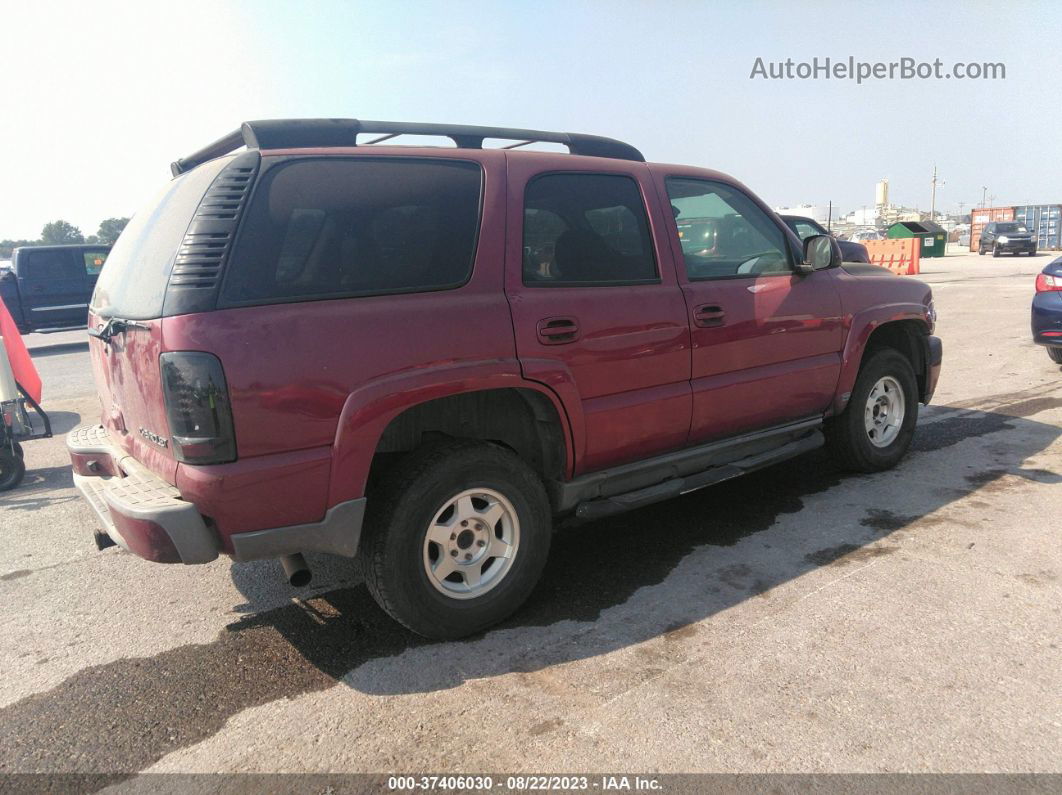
[0,218,130,260]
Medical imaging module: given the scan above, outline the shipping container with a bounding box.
[1012,205,1062,251]
[970,206,1014,252]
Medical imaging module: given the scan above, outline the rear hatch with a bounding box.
[88,155,237,483]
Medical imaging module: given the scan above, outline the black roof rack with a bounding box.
[170,118,644,176]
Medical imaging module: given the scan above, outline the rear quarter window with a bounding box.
[91,155,233,319]
[222,157,483,306]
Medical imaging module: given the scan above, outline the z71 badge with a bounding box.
[138,428,169,448]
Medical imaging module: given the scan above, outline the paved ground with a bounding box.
[0,249,1059,777]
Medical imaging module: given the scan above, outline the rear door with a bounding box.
[505,158,692,475]
[658,173,844,444]
[16,248,88,328]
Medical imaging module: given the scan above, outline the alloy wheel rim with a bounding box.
[422,488,520,600]
[864,376,905,448]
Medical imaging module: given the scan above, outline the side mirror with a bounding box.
[801,234,841,272]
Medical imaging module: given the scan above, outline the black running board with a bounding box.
[548,419,825,522]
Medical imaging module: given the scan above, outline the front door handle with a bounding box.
[536,317,579,345]
[693,304,725,328]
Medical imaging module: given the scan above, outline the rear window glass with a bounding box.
[91,156,233,319]
[222,158,482,305]
[21,250,79,280]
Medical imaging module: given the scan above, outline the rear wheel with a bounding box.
[826,349,919,472]
[0,449,26,491]
[360,440,552,639]
[1047,347,1062,364]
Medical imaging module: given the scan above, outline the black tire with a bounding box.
[825,348,919,473]
[360,440,552,639]
[992,246,1000,257]
[1047,347,1062,364]
[978,245,985,255]
[13,441,24,459]
[0,449,26,491]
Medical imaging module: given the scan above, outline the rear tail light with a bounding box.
[1035,273,1062,292]
[160,352,236,464]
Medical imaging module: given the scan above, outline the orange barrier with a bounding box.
[862,238,920,276]
[0,296,42,404]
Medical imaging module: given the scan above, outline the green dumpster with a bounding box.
[886,221,947,258]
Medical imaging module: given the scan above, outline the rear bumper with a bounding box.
[67,424,365,565]
[1031,293,1062,345]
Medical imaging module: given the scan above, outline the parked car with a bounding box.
[978,222,1037,256]
[849,229,883,243]
[779,215,871,263]
[0,245,110,333]
[67,119,941,639]
[1032,256,1062,364]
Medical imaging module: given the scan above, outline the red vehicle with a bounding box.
[68,119,941,638]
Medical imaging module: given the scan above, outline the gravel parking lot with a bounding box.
[0,249,1059,777]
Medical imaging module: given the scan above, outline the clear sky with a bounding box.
[1,0,1059,239]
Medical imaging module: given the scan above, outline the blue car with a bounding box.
[1032,256,1062,364]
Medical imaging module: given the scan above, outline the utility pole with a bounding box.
[981,186,988,208]
[930,165,938,219]
[827,200,832,232]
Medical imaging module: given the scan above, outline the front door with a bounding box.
[657,173,844,444]
[505,161,692,475]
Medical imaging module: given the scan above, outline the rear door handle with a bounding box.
[693,304,725,328]
[536,317,579,345]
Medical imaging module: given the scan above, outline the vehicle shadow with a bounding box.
[1,392,1058,775]
[0,465,80,511]
[225,389,1062,698]
[28,341,89,358]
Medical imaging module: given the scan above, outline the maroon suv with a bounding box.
[68,119,942,638]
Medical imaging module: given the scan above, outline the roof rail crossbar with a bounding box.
[170,118,644,175]
[364,133,399,145]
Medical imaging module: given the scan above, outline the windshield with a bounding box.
[91,156,233,319]
[995,223,1027,234]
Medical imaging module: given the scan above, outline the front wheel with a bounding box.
[826,349,919,472]
[1047,347,1062,364]
[360,440,552,639]
[992,246,1000,257]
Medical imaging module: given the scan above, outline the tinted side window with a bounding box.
[21,250,79,280]
[223,158,482,305]
[666,178,790,280]
[523,173,657,286]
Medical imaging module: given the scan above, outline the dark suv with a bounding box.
[779,215,871,264]
[979,221,1037,256]
[68,119,942,638]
